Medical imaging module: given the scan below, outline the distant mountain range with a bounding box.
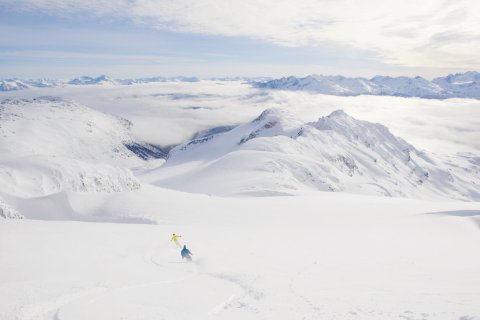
[0,71,480,99]
[2,72,480,99]
[0,75,270,91]
[254,72,480,99]
[0,75,200,91]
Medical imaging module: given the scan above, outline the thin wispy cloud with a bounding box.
[3,0,480,70]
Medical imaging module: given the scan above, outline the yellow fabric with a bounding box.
[171,234,181,242]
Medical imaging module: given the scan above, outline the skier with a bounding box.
[171,233,182,247]
[181,245,193,261]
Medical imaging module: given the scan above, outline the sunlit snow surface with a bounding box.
[0,80,479,319]
[2,192,480,320]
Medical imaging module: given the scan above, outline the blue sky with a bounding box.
[1,0,479,78]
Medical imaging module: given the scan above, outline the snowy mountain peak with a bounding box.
[324,109,348,118]
[239,108,301,144]
[170,108,412,161]
[148,109,479,200]
[252,108,278,122]
[250,108,300,127]
[313,109,360,132]
[314,109,395,140]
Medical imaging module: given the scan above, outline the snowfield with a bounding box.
[0,80,480,319]
[1,191,480,320]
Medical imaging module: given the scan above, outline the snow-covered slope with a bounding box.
[0,156,141,197]
[0,97,151,197]
[255,72,480,99]
[2,191,480,320]
[143,109,480,200]
[0,97,143,163]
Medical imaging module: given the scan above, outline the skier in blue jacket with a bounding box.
[181,245,193,261]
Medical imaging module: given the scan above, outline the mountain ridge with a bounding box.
[3,72,480,99]
[144,108,480,200]
[254,72,480,99]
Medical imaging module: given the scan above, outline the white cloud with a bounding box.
[3,0,480,69]
[3,81,478,154]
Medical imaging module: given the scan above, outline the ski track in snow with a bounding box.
[144,240,265,317]
[3,211,480,320]
[205,272,264,314]
[30,243,257,320]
